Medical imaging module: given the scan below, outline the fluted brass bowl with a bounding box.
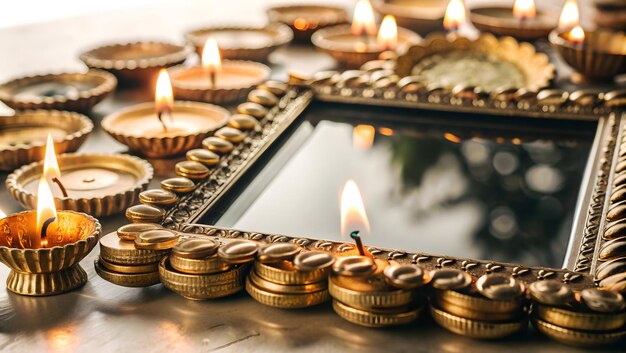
[0,210,101,296]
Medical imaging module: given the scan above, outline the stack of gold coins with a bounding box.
[246,243,334,308]
[430,271,528,339]
[95,224,176,287]
[329,256,429,327]
[160,238,258,300]
[530,281,626,347]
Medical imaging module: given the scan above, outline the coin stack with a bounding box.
[530,281,626,347]
[246,243,333,309]
[160,238,258,300]
[329,256,428,327]
[95,224,177,287]
[429,271,528,339]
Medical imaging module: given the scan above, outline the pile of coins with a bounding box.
[95,223,177,287]
[429,270,528,339]
[160,239,258,300]
[246,243,333,308]
[329,256,429,327]
[530,280,626,347]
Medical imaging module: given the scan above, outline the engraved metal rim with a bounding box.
[332,299,421,327]
[0,70,117,110]
[532,317,626,347]
[79,41,192,72]
[184,23,293,56]
[328,276,414,309]
[0,110,93,170]
[245,276,330,308]
[534,304,626,331]
[6,153,154,217]
[430,305,527,339]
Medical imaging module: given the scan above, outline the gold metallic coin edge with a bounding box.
[332,300,421,328]
[532,317,626,347]
[162,273,245,300]
[437,289,523,313]
[99,234,168,265]
[245,277,329,309]
[435,296,523,322]
[98,256,159,274]
[159,258,249,286]
[116,223,163,241]
[254,261,329,285]
[161,177,195,193]
[534,304,626,331]
[169,253,231,274]
[328,276,414,309]
[134,230,180,250]
[94,260,160,287]
[429,305,526,339]
[250,269,327,294]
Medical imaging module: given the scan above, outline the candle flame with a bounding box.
[202,38,222,74]
[36,175,57,247]
[513,0,536,20]
[43,133,61,180]
[353,125,375,150]
[558,0,580,32]
[443,0,466,31]
[566,25,585,44]
[341,180,371,239]
[377,15,398,50]
[155,69,174,117]
[352,0,377,36]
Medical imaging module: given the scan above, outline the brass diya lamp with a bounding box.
[184,23,293,62]
[312,0,421,68]
[0,70,116,111]
[469,0,557,41]
[169,39,271,104]
[266,5,348,42]
[102,69,231,157]
[0,110,92,171]
[6,135,153,218]
[371,0,447,35]
[0,174,101,296]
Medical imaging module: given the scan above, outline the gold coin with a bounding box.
[237,102,268,118]
[257,242,301,263]
[332,256,376,277]
[175,161,209,180]
[332,300,420,328]
[249,270,327,294]
[528,280,574,306]
[328,276,414,310]
[257,80,287,96]
[186,149,220,166]
[227,114,259,131]
[94,260,160,287]
[217,239,259,264]
[245,277,329,309]
[173,238,219,259]
[430,268,473,290]
[99,232,168,265]
[117,223,163,241]
[202,136,234,154]
[293,251,335,272]
[169,253,232,274]
[134,229,179,250]
[161,177,195,194]
[430,305,526,339]
[160,259,247,300]
[580,288,626,313]
[476,274,524,301]
[532,317,626,347]
[248,89,278,106]
[435,296,523,322]
[125,204,165,223]
[255,261,329,285]
[436,288,523,314]
[330,259,390,292]
[383,264,429,289]
[98,256,159,274]
[138,189,179,208]
[534,303,626,331]
[214,127,245,143]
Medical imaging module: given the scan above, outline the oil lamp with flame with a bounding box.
[443,0,465,33]
[341,179,371,257]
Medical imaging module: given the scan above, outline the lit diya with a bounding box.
[371,0,448,35]
[0,175,101,296]
[266,5,348,42]
[549,0,626,82]
[469,0,557,41]
[102,69,230,157]
[6,134,153,218]
[169,39,271,103]
[312,0,421,68]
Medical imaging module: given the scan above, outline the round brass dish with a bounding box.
[396,33,555,92]
[0,110,92,171]
[79,41,192,84]
[185,24,293,61]
[6,153,153,217]
[0,70,116,111]
[549,30,626,81]
[0,210,101,296]
[469,7,557,41]
[266,5,348,42]
[371,0,446,35]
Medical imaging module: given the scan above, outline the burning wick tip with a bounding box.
[51,177,68,198]
[350,230,367,256]
[40,216,56,247]
[157,110,169,133]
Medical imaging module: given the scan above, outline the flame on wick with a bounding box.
[443,0,466,31]
[353,125,375,150]
[558,0,580,32]
[566,25,585,44]
[513,0,536,20]
[36,174,57,247]
[377,15,398,50]
[352,0,377,36]
[155,69,174,130]
[340,180,371,239]
[43,133,61,180]
[202,38,222,79]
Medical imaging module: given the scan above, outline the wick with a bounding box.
[350,231,366,256]
[519,16,527,28]
[40,216,56,248]
[51,177,68,198]
[157,109,170,133]
[209,70,217,89]
[360,31,369,49]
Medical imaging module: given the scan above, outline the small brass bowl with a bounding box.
[0,210,101,296]
[469,7,557,41]
[79,41,192,85]
[549,29,626,81]
[266,5,348,42]
[184,24,293,62]
[0,110,92,171]
[6,153,153,217]
[371,0,446,35]
[0,70,116,111]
